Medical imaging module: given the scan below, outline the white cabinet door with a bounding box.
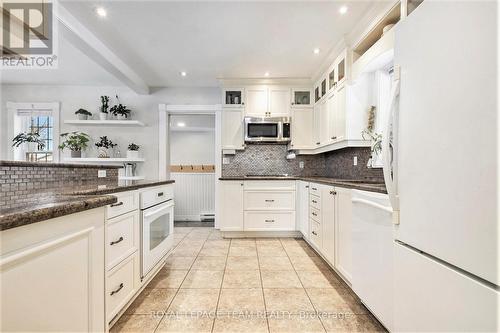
[334,85,346,141]
[245,86,268,117]
[222,108,244,150]
[326,91,337,143]
[335,186,352,283]
[0,208,106,332]
[313,104,321,147]
[320,184,336,265]
[297,181,310,239]
[220,181,244,231]
[268,86,291,117]
[319,99,330,147]
[290,108,313,149]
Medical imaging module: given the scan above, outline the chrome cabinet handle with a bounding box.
[312,231,317,236]
[305,186,309,188]
[265,219,275,223]
[312,212,317,216]
[316,142,320,145]
[157,192,164,197]
[265,199,275,202]
[110,283,124,296]
[311,187,317,191]
[110,236,124,246]
[330,190,337,195]
[110,201,123,207]
[331,136,337,140]
[312,200,317,204]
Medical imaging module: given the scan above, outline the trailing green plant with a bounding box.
[100,96,110,113]
[362,129,383,155]
[128,143,140,151]
[110,95,131,118]
[12,132,45,150]
[75,108,92,116]
[95,136,117,149]
[58,132,90,152]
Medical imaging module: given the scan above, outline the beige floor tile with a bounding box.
[306,288,367,314]
[156,314,214,333]
[296,270,342,289]
[185,233,210,240]
[217,288,265,314]
[171,246,202,257]
[284,246,318,258]
[255,238,282,245]
[259,257,294,271]
[229,246,258,257]
[191,256,227,270]
[174,233,186,240]
[163,256,196,270]
[257,246,288,257]
[203,240,231,248]
[147,270,188,289]
[222,270,262,288]
[174,227,193,234]
[167,289,220,314]
[320,314,386,332]
[126,288,177,314]
[213,315,268,333]
[263,288,315,314]
[260,270,302,288]
[110,314,161,333]
[289,256,330,272]
[208,233,225,240]
[178,240,206,248]
[198,247,229,257]
[226,256,259,270]
[181,270,224,288]
[231,239,257,247]
[268,314,325,333]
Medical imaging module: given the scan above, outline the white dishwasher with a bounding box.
[351,190,394,332]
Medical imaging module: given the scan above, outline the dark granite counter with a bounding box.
[0,180,175,231]
[219,176,387,194]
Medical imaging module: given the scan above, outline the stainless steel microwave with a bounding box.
[244,117,291,143]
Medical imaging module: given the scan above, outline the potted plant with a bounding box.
[110,95,131,120]
[75,108,92,120]
[99,96,110,120]
[12,131,45,152]
[58,132,90,158]
[127,143,140,158]
[95,136,117,158]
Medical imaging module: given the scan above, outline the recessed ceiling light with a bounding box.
[339,5,348,14]
[264,72,270,77]
[313,48,320,54]
[95,7,107,17]
[177,122,186,127]
[180,71,187,77]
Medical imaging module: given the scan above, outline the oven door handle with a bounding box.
[143,201,174,220]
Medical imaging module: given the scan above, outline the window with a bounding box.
[26,115,54,162]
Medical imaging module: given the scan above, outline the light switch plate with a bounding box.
[299,161,304,169]
[98,170,107,178]
[222,157,230,165]
[353,156,358,166]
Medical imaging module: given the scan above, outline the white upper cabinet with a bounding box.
[290,107,313,149]
[291,89,312,107]
[319,98,330,146]
[222,108,244,150]
[334,84,346,141]
[245,85,269,117]
[223,88,245,108]
[268,86,291,117]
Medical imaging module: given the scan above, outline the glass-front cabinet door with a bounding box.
[222,88,245,108]
[291,89,312,107]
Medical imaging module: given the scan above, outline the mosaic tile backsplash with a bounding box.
[222,144,384,181]
[0,161,119,209]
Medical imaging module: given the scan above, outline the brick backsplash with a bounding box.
[0,161,119,209]
[221,145,384,181]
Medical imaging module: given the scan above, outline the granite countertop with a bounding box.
[0,180,176,231]
[219,176,387,194]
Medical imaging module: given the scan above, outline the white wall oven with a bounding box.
[140,186,174,278]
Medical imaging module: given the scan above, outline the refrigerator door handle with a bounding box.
[382,78,400,223]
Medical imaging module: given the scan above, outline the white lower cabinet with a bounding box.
[335,186,352,283]
[0,208,106,333]
[296,181,310,239]
[320,184,336,266]
[220,181,244,231]
[244,211,295,231]
[106,210,140,270]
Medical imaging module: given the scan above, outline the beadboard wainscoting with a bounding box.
[170,172,215,221]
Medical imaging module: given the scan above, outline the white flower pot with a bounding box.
[77,114,88,120]
[127,150,139,159]
[99,112,108,121]
[98,148,110,158]
[71,150,82,158]
[116,114,128,120]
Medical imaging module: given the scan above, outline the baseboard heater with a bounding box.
[200,213,215,222]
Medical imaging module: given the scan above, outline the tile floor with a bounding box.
[111,227,386,333]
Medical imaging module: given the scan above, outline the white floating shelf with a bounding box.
[64,157,145,165]
[119,176,145,181]
[64,120,145,127]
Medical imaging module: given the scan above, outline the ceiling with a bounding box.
[3,1,375,88]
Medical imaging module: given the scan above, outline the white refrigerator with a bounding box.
[384,1,499,331]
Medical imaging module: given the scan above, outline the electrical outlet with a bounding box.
[353,156,358,166]
[222,157,230,165]
[98,170,107,178]
[299,161,305,169]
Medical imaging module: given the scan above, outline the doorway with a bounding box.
[169,114,216,226]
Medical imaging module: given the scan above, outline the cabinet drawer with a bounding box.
[244,180,296,191]
[310,207,321,222]
[140,185,173,208]
[107,191,138,219]
[244,211,295,231]
[106,211,139,270]
[309,184,321,197]
[310,219,322,249]
[244,191,295,211]
[310,195,321,210]
[106,253,139,321]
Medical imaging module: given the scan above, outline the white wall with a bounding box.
[170,131,215,165]
[0,85,220,180]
